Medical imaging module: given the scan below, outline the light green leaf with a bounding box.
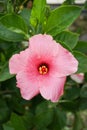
[73,51,87,73]
[30,0,46,27]
[55,31,79,49]
[45,5,81,36]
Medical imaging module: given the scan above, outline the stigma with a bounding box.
[38,65,48,75]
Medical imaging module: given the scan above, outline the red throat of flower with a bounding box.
[38,65,48,75]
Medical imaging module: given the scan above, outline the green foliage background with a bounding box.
[0,0,87,130]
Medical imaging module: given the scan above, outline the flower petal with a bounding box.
[29,34,59,58]
[9,48,30,74]
[54,44,78,77]
[39,77,66,102]
[70,73,84,83]
[16,71,39,100]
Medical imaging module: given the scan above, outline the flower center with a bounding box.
[38,64,48,75]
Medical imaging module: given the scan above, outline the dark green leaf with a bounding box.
[0,14,29,41]
[0,98,11,124]
[10,113,26,130]
[3,124,14,130]
[0,13,5,18]
[0,63,14,82]
[45,5,81,36]
[49,108,66,130]
[23,111,34,130]
[84,0,87,9]
[0,23,26,42]
[80,84,87,98]
[0,14,28,33]
[34,101,53,130]
[84,72,87,81]
[45,5,51,19]
[0,125,3,130]
[19,8,31,27]
[7,95,25,115]
[55,31,79,49]
[64,86,80,100]
[79,98,87,110]
[59,100,79,112]
[73,51,87,73]
[74,41,87,54]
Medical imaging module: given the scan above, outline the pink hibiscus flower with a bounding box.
[9,34,78,102]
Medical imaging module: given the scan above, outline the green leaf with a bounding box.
[74,41,87,53]
[45,5,81,36]
[73,51,87,73]
[0,63,14,82]
[54,31,79,49]
[23,111,34,130]
[0,23,25,42]
[10,113,26,130]
[79,98,87,110]
[55,110,66,130]
[3,124,14,130]
[30,0,46,27]
[0,125,3,130]
[73,112,83,130]
[0,14,28,33]
[19,8,31,27]
[49,108,66,130]
[0,14,29,41]
[19,8,35,35]
[80,84,87,98]
[60,100,79,112]
[34,101,53,130]
[84,0,87,9]
[10,97,25,115]
[0,98,10,124]
[0,13,5,18]
[63,0,75,5]
[64,86,80,100]
[85,72,87,81]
